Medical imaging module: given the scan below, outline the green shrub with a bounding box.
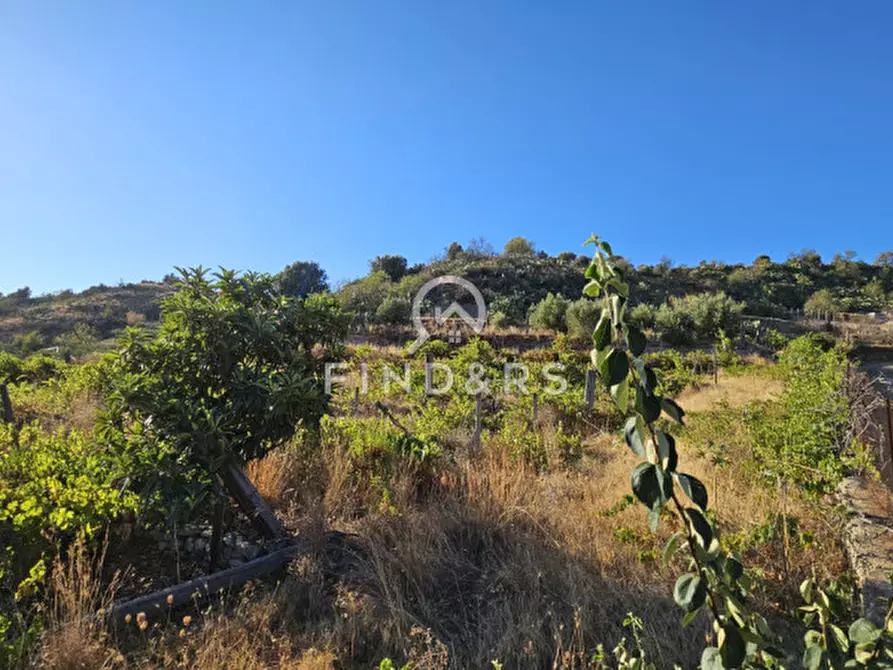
[375,296,411,325]
[19,355,65,384]
[0,353,23,384]
[744,334,870,493]
[627,303,656,330]
[99,268,348,528]
[528,293,569,331]
[565,298,602,342]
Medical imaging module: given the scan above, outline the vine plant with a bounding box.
[584,234,784,669]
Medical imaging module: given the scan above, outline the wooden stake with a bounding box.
[0,383,12,424]
[353,386,360,413]
[584,370,596,408]
[885,397,893,471]
[425,352,433,396]
[471,392,482,454]
[713,346,719,386]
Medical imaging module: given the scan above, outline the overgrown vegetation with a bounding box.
[0,238,889,668]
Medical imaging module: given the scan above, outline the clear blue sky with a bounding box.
[2,2,892,295]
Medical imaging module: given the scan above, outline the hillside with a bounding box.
[0,282,173,353]
[2,243,893,354]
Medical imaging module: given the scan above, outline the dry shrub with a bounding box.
[124,312,145,326]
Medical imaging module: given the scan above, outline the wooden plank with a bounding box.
[107,541,309,625]
[219,462,286,540]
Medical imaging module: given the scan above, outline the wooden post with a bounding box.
[0,383,12,424]
[208,481,225,572]
[353,386,360,413]
[885,397,893,470]
[425,352,433,396]
[471,392,482,454]
[219,463,286,540]
[584,369,596,408]
[713,346,719,386]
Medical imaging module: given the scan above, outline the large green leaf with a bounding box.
[700,647,722,670]
[849,618,881,645]
[685,507,714,549]
[661,397,686,425]
[610,377,629,411]
[675,473,708,510]
[624,416,646,459]
[602,349,629,387]
[592,312,611,351]
[673,572,706,612]
[636,387,662,423]
[630,462,662,508]
[625,325,647,357]
[635,358,657,394]
[802,645,822,670]
[719,624,746,668]
[655,430,677,472]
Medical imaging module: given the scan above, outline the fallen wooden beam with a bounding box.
[219,461,286,540]
[107,540,308,625]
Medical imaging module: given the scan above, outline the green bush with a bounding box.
[565,298,602,342]
[375,296,411,325]
[745,334,870,492]
[627,303,656,330]
[0,353,22,384]
[19,355,65,384]
[99,268,348,528]
[528,293,569,331]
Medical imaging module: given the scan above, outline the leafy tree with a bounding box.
[503,236,535,256]
[375,296,411,325]
[627,303,656,330]
[466,237,495,257]
[446,242,464,260]
[874,250,893,267]
[654,302,695,346]
[278,260,328,298]
[99,267,348,527]
[565,298,602,341]
[10,331,45,357]
[340,271,391,322]
[53,324,99,361]
[557,251,577,263]
[370,255,408,282]
[861,279,888,311]
[804,289,841,318]
[528,293,569,331]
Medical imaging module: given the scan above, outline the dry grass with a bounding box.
[35,361,850,669]
[675,371,783,412]
[231,428,843,667]
[38,538,120,670]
